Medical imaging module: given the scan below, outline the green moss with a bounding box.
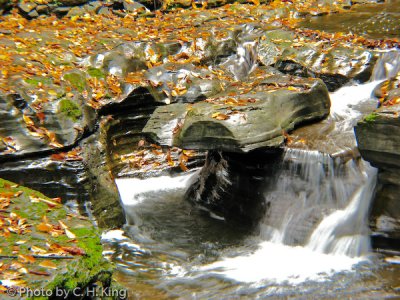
[59,99,82,122]
[88,68,105,79]
[47,227,114,292]
[63,72,87,92]
[364,112,378,123]
[0,178,117,299]
[25,77,53,86]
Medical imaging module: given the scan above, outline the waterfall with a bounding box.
[201,150,377,283]
[260,149,376,256]
[260,148,377,257]
[370,50,400,81]
[201,76,381,283]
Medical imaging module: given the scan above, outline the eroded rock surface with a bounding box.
[144,74,330,152]
[356,101,400,251]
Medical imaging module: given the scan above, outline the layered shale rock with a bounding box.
[356,103,400,250]
[144,74,330,152]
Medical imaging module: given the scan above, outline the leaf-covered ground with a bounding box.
[0,177,114,296]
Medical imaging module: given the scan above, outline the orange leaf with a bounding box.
[18,255,35,264]
[37,223,53,233]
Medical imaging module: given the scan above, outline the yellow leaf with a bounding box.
[48,90,58,96]
[58,220,68,229]
[23,114,35,126]
[39,260,57,270]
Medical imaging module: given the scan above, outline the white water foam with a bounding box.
[116,170,199,207]
[201,241,362,284]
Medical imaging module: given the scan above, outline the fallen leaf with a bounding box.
[39,260,57,270]
[64,229,76,239]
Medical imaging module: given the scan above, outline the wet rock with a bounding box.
[66,6,87,16]
[0,153,88,204]
[258,29,376,91]
[81,125,126,228]
[18,2,37,14]
[36,4,50,14]
[145,63,224,104]
[123,0,149,12]
[0,92,95,160]
[53,6,72,17]
[298,0,400,40]
[356,104,400,169]
[58,0,89,6]
[144,75,330,152]
[186,149,283,226]
[355,104,400,251]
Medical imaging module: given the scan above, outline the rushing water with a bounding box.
[99,48,400,299]
[101,70,400,298]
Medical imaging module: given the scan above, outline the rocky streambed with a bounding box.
[0,0,399,297]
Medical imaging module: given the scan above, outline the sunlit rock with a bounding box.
[144,75,330,152]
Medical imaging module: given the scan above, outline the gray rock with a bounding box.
[144,75,330,152]
[355,104,400,250]
[123,0,149,12]
[27,9,39,18]
[98,6,112,15]
[18,2,37,14]
[58,0,89,6]
[53,6,72,17]
[0,92,95,160]
[355,104,400,169]
[36,5,50,14]
[83,1,102,12]
[258,29,376,91]
[66,6,86,16]
[81,126,126,228]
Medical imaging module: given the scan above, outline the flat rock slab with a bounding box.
[144,75,330,152]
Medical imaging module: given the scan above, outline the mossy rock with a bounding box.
[0,178,118,298]
[58,98,82,122]
[63,71,87,92]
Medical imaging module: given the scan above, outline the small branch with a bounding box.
[0,255,74,259]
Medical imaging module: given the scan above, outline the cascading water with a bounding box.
[260,149,377,258]
[102,51,400,298]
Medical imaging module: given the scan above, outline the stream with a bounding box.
[101,75,400,299]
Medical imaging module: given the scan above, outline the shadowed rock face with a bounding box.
[355,102,400,251]
[185,149,283,227]
[144,75,330,152]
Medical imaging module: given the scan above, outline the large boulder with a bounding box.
[144,74,330,152]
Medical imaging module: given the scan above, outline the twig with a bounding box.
[0,255,74,259]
